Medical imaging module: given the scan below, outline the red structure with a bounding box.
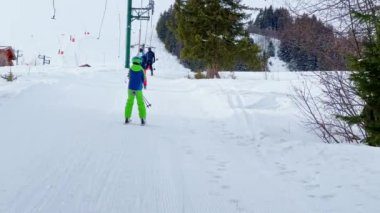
[0,46,16,66]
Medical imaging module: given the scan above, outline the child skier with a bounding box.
[124,56,147,125]
[139,48,148,89]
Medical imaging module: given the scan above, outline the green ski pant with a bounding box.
[124,90,146,119]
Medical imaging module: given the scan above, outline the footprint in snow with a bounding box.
[221,185,230,190]
[206,155,215,161]
[305,184,321,190]
[320,194,336,199]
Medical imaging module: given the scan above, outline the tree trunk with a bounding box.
[206,69,213,78]
[206,65,221,79]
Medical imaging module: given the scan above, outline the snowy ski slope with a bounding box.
[1,0,380,212]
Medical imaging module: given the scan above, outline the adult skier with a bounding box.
[145,47,156,76]
[124,56,147,125]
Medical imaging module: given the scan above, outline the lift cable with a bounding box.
[51,0,56,19]
[97,0,109,39]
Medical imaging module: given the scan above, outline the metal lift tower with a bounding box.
[125,0,154,68]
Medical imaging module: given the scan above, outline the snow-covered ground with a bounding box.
[1,0,380,212]
[1,43,380,212]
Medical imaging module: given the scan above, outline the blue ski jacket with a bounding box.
[128,62,145,91]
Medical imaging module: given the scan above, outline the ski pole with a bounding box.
[144,99,151,108]
[144,96,151,105]
[144,96,151,107]
[143,96,152,108]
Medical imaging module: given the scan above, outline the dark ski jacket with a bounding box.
[146,50,155,63]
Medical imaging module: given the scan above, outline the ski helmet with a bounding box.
[132,56,142,64]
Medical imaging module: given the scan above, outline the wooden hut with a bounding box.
[0,46,16,66]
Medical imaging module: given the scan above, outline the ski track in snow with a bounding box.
[1,0,380,211]
[1,67,380,212]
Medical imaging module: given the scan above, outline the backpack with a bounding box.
[141,54,148,69]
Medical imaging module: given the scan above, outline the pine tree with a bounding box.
[254,9,264,29]
[156,10,169,42]
[252,6,290,32]
[156,6,181,55]
[348,13,380,146]
[273,8,291,31]
[174,0,260,78]
[266,6,275,30]
[267,40,275,57]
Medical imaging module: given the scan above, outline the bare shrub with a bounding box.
[292,71,366,143]
[1,71,18,82]
[286,0,380,54]
[194,71,206,79]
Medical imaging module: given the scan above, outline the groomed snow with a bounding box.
[1,0,380,212]
[1,41,380,212]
